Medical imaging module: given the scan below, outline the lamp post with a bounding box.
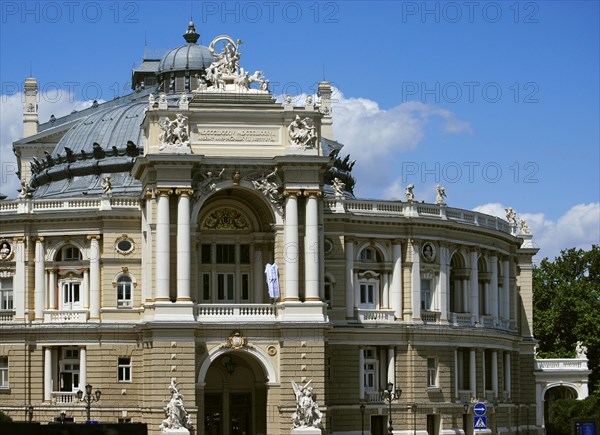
[360,403,365,435]
[411,404,417,435]
[76,383,101,422]
[464,403,470,435]
[526,403,530,435]
[382,382,402,435]
[26,405,33,422]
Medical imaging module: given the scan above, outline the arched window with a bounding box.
[117,275,133,308]
[58,245,82,261]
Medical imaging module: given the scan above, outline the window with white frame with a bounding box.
[59,347,80,392]
[421,278,432,311]
[58,245,82,261]
[200,243,252,303]
[363,348,378,392]
[427,357,437,387]
[360,247,376,262]
[0,357,8,388]
[0,277,13,311]
[118,357,132,382]
[60,280,81,310]
[359,282,377,308]
[117,275,133,307]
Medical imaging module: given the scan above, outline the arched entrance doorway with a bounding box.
[543,385,578,432]
[201,350,270,435]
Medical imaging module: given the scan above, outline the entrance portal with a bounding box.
[202,352,268,435]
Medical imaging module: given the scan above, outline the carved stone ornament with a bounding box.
[220,330,254,350]
[196,35,269,94]
[159,114,191,153]
[0,240,13,261]
[288,115,317,150]
[201,208,250,231]
[251,167,283,214]
[160,379,192,432]
[422,242,436,262]
[405,183,415,202]
[291,379,323,429]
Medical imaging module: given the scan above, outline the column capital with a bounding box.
[175,188,194,196]
[283,189,302,197]
[155,187,174,197]
[87,235,101,241]
[303,189,323,197]
[12,236,25,243]
[35,236,45,243]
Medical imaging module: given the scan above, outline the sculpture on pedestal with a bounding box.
[405,184,415,202]
[288,115,317,150]
[159,114,190,151]
[291,380,322,429]
[160,379,192,432]
[435,184,446,205]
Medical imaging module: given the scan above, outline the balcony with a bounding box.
[52,391,76,404]
[195,304,278,322]
[535,359,590,371]
[366,391,385,403]
[44,310,88,323]
[451,312,474,326]
[356,308,395,323]
[0,310,15,322]
[422,310,441,324]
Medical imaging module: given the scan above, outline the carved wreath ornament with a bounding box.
[220,331,254,350]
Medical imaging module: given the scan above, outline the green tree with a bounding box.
[533,245,600,393]
[0,410,12,422]
[547,395,600,435]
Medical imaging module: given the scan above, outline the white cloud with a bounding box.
[473,202,600,262]
[0,91,93,198]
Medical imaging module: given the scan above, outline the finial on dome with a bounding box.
[183,20,200,44]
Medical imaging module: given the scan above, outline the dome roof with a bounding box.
[158,21,214,74]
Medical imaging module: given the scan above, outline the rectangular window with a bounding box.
[216,245,235,264]
[241,273,250,301]
[118,357,131,382]
[421,279,432,310]
[117,278,132,308]
[360,283,375,305]
[0,278,13,311]
[217,273,234,301]
[0,357,8,388]
[202,273,211,301]
[201,244,211,264]
[427,357,437,387]
[240,244,250,264]
[485,351,493,388]
[363,348,377,392]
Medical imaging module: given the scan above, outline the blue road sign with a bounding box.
[474,416,487,429]
[474,402,487,416]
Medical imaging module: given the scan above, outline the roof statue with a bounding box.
[519,218,531,235]
[291,380,323,429]
[101,176,113,197]
[332,178,346,198]
[576,341,588,359]
[197,35,269,93]
[505,207,517,225]
[435,184,447,205]
[160,379,192,432]
[405,183,415,202]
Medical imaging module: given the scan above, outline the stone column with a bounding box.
[254,245,264,303]
[35,237,45,320]
[176,189,192,301]
[382,273,389,308]
[462,279,469,313]
[470,251,479,322]
[491,255,499,321]
[502,260,510,321]
[88,236,101,319]
[304,191,320,301]
[454,349,459,400]
[411,241,421,320]
[82,268,89,310]
[44,347,52,401]
[354,272,360,312]
[391,241,403,318]
[80,347,87,391]
[492,350,498,398]
[359,347,365,400]
[387,347,395,386]
[284,191,299,301]
[14,238,26,320]
[470,349,477,397]
[439,245,449,321]
[504,352,511,398]
[155,188,172,301]
[345,238,354,318]
[48,269,57,310]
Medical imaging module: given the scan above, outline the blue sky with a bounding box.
[1,1,598,261]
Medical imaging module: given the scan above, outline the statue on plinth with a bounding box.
[160,379,192,433]
[291,380,322,430]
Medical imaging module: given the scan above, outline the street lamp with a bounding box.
[26,405,33,422]
[464,403,470,435]
[76,383,101,422]
[360,403,365,435]
[411,404,417,435]
[382,382,402,435]
[526,403,530,435]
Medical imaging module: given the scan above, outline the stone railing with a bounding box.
[0,197,141,214]
[44,310,88,323]
[52,391,76,404]
[535,359,590,371]
[356,308,395,323]
[0,310,15,322]
[196,304,278,321]
[421,310,441,324]
[366,391,385,403]
[451,312,474,326]
[324,199,512,234]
